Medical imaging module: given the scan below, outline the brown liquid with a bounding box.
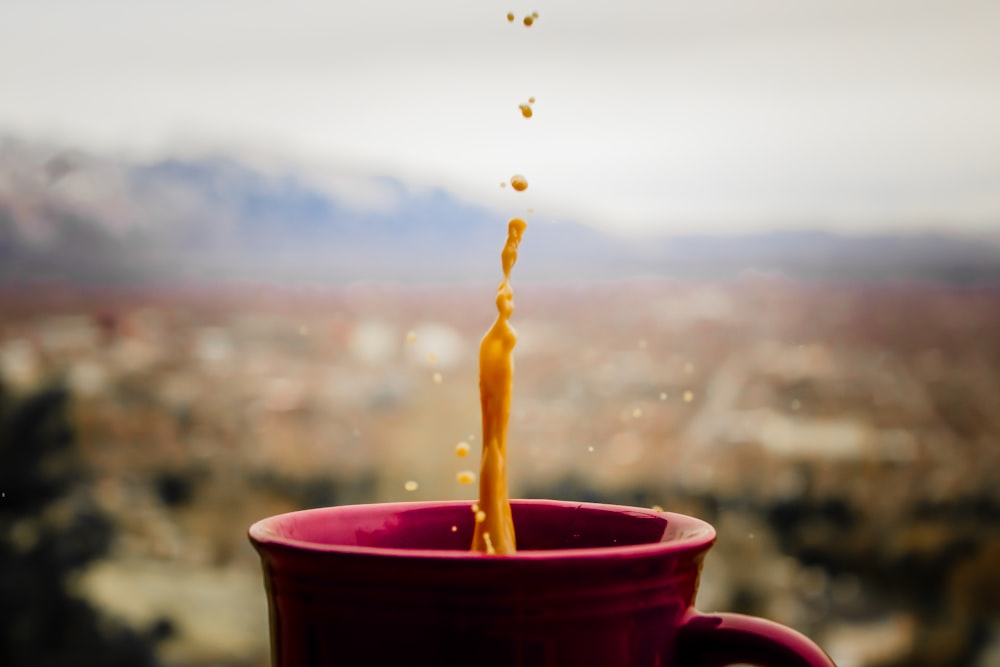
[510,175,528,191]
[519,103,533,118]
[471,217,527,555]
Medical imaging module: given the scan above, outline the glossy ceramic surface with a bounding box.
[249,500,835,666]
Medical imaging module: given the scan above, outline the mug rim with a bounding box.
[249,498,716,561]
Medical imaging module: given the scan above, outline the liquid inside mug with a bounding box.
[249,500,836,666]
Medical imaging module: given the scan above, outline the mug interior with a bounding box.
[250,499,715,558]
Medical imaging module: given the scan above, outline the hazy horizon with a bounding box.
[2,0,999,237]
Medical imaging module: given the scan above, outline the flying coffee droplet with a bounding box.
[528,96,535,104]
[519,103,533,118]
[456,471,476,484]
[510,175,528,191]
[500,181,507,188]
[455,441,471,457]
[523,15,534,27]
[506,12,514,22]
[404,480,419,492]
[532,12,539,18]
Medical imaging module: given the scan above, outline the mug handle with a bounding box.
[676,611,837,667]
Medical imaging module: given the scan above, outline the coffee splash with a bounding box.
[471,217,527,555]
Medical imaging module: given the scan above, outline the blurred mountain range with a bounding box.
[2,137,999,285]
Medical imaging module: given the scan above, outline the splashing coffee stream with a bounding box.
[471,218,527,554]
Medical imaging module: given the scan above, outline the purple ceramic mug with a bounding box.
[249,499,836,666]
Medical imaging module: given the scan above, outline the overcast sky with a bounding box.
[1,0,999,236]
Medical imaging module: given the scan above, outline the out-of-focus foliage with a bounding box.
[0,382,163,667]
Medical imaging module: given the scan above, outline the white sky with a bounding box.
[2,0,999,236]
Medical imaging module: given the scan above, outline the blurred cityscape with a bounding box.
[2,277,999,666]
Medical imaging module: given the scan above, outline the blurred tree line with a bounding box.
[0,381,164,667]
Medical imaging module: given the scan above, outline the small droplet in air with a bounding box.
[523,15,534,27]
[632,407,643,419]
[455,441,471,457]
[660,392,668,400]
[500,181,507,188]
[518,103,533,118]
[404,480,418,492]
[506,12,514,22]
[684,390,694,402]
[651,505,664,512]
[528,96,535,104]
[475,510,487,523]
[471,503,480,513]
[457,471,476,484]
[451,525,458,532]
[510,175,528,191]
[433,372,443,384]
[587,446,595,453]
